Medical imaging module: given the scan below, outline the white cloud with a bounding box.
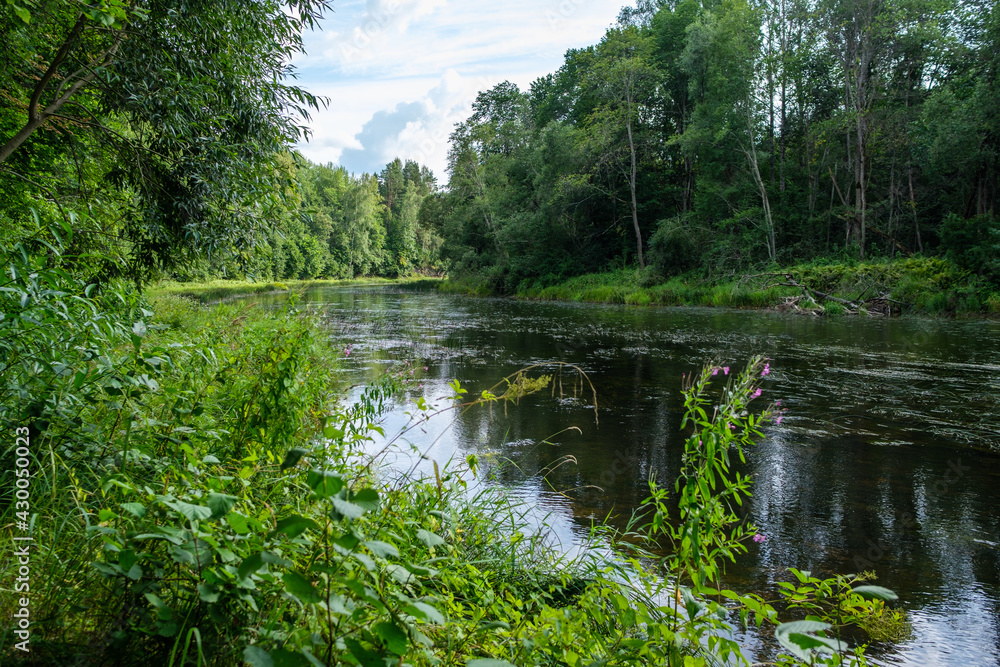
[293,0,624,178]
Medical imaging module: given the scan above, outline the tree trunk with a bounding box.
[626,110,644,268]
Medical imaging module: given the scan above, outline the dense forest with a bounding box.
[5,0,997,296]
[429,0,1000,292]
[175,156,445,282]
[0,1,443,285]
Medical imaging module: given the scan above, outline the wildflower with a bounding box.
[728,422,735,431]
[419,383,424,388]
[776,415,783,425]
[712,368,719,376]
[723,367,730,375]
[762,363,770,376]
[752,388,762,399]
[343,348,352,357]
[753,534,767,544]
[776,400,782,406]
[424,366,429,371]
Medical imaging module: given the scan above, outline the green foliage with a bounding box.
[939,214,1000,278]
[1,228,910,665]
[438,0,999,293]
[1,0,333,279]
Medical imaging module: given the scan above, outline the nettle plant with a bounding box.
[641,357,901,666]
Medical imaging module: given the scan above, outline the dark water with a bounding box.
[270,285,1000,666]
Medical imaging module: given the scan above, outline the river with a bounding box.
[263,284,1000,666]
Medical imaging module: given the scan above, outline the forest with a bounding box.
[428,0,1000,301]
[0,0,994,665]
[5,0,997,300]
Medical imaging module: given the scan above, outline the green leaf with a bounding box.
[120,503,146,518]
[407,601,445,624]
[373,621,408,655]
[364,540,399,558]
[775,621,843,661]
[307,470,344,498]
[244,645,274,667]
[13,6,30,23]
[198,583,220,603]
[238,553,264,580]
[282,572,321,604]
[416,529,446,548]
[279,448,307,471]
[261,551,294,568]
[227,512,250,534]
[851,585,898,601]
[344,638,382,667]
[273,514,319,539]
[386,564,414,585]
[270,649,312,667]
[163,500,212,522]
[207,493,238,519]
[332,497,364,520]
[169,545,196,565]
[335,533,360,551]
[352,488,380,512]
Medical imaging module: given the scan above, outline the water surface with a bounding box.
[269,285,1000,666]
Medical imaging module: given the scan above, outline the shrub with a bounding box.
[940,213,1000,279]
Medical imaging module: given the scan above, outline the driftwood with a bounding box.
[746,272,910,316]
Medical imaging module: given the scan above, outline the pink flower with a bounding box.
[424,367,429,371]
[762,363,770,376]
[753,534,767,544]
[776,400,782,407]
[752,388,762,399]
[343,349,351,357]
[712,368,719,376]
[728,422,735,431]
[724,367,730,375]
[776,415,783,425]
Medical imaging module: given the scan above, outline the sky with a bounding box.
[291,0,626,181]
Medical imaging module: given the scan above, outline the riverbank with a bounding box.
[153,276,444,303]
[442,257,1000,316]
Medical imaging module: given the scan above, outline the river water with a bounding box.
[269,284,1000,666]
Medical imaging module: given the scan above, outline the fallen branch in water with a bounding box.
[744,272,910,316]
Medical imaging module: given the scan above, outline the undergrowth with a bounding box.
[449,257,999,316]
[1,226,904,666]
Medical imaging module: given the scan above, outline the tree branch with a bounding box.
[0,25,123,164]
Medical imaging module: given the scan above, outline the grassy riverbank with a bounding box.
[154,277,444,303]
[442,257,1000,316]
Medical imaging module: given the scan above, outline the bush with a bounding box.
[940,213,1000,279]
[649,216,707,278]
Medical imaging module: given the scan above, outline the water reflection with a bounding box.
[262,285,1000,666]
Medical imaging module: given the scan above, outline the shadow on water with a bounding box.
[254,285,1000,666]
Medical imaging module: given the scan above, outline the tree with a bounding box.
[584,26,657,267]
[0,0,331,277]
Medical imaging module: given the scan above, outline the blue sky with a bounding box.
[292,0,624,180]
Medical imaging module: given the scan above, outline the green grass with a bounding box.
[444,257,998,316]
[154,276,443,303]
